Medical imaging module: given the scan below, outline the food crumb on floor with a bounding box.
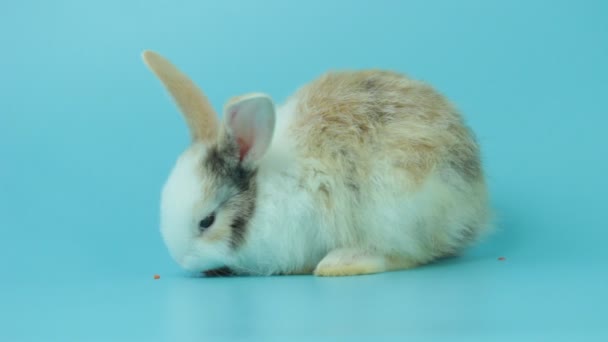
[154,274,160,279]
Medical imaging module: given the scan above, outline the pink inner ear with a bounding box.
[228,107,256,161]
[237,137,252,161]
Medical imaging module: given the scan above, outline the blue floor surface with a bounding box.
[3,245,607,341]
[1,1,607,341]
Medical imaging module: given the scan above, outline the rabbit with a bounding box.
[142,50,490,277]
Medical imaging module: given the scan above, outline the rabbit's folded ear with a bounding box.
[222,94,275,166]
[142,50,218,143]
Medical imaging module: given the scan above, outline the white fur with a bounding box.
[160,145,234,272]
[158,79,489,276]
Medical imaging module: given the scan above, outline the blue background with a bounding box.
[1,0,607,340]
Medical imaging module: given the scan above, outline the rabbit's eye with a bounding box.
[199,213,215,231]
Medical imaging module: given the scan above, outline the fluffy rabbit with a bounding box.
[142,50,490,277]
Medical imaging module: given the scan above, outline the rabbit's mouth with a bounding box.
[202,267,235,277]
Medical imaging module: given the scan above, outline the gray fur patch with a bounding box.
[363,78,380,91]
[340,149,361,196]
[203,142,257,249]
[447,147,481,181]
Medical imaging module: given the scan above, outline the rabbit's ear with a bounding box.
[142,50,218,143]
[222,94,275,165]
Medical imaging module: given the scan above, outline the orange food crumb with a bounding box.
[154,274,160,279]
[498,257,506,261]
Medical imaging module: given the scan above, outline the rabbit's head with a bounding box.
[143,51,275,272]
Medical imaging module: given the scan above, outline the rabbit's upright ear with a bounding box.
[142,50,218,143]
[222,94,275,166]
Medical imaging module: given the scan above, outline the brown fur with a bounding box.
[291,70,481,189]
[142,51,219,143]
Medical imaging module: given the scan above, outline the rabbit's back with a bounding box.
[290,70,482,188]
